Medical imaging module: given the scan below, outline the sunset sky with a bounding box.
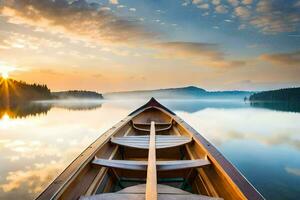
[0,0,299,92]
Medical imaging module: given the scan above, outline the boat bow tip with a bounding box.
[129,97,176,116]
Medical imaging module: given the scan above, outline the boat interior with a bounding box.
[37,98,263,200]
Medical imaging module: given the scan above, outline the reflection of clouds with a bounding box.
[0,139,10,150]
[0,103,130,199]
[0,161,64,194]
[285,167,300,177]
[3,140,61,159]
[0,137,95,197]
[177,108,300,150]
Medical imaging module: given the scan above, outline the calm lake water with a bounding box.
[0,99,300,200]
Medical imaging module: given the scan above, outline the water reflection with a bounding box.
[103,99,250,113]
[250,101,300,113]
[177,108,300,200]
[177,108,300,151]
[0,103,50,119]
[0,100,103,119]
[0,102,127,200]
[0,99,299,200]
[285,167,300,177]
[161,99,249,113]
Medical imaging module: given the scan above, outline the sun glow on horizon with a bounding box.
[2,71,9,79]
[0,65,16,80]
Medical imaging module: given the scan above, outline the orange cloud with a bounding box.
[0,0,155,45]
[0,162,63,194]
[250,0,300,34]
[260,51,300,66]
[154,42,246,68]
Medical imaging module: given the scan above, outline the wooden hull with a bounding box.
[36,98,264,200]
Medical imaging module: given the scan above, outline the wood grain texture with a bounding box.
[92,159,211,171]
[111,135,191,149]
[146,121,157,200]
[132,122,173,132]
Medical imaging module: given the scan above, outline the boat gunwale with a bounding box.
[171,114,265,200]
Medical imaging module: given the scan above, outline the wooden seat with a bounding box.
[111,135,192,149]
[132,122,173,132]
[80,184,223,200]
[92,158,211,171]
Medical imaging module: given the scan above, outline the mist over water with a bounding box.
[0,99,300,199]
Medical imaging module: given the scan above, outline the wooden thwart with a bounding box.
[111,135,192,149]
[92,158,211,171]
[132,122,172,132]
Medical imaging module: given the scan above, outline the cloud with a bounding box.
[227,0,239,7]
[0,136,99,197]
[260,51,300,66]
[155,42,222,58]
[250,0,300,34]
[238,24,246,30]
[0,32,63,50]
[99,7,111,11]
[215,5,228,13]
[154,42,246,68]
[0,0,154,45]
[129,7,136,12]
[235,6,251,19]
[186,0,299,34]
[285,167,300,176]
[117,4,126,8]
[191,0,210,9]
[211,0,221,5]
[109,0,119,4]
[182,0,190,6]
[197,3,210,9]
[192,0,204,4]
[0,161,63,193]
[3,140,61,159]
[178,108,300,151]
[242,0,253,5]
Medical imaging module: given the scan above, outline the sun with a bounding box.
[2,71,9,79]
[0,65,15,80]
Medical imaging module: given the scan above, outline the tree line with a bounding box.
[249,87,300,102]
[0,78,52,106]
[52,90,103,99]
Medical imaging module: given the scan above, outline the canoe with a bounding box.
[36,98,264,200]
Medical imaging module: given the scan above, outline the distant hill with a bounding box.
[0,78,52,106]
[104,86,253,99]
[52,90,103,99]
[249,87,300,102]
